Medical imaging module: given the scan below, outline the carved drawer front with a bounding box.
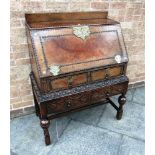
[91,70,106,81]
[47,92,90,114]
[91,87,111,103]
[107,66,122,77]
[110,82,128,95]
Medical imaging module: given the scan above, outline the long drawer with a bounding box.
[47,81,128,114]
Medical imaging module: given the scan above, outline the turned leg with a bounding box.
[40,119,51,145]
[40,103,51,145]
[116,94,126,120]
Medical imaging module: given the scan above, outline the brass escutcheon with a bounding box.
[50,65,60,76]
[73,25,90,40]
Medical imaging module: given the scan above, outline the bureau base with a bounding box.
[30,72,128,145]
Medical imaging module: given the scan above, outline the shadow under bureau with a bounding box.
[25,11,129,145]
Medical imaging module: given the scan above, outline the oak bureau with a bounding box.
[25,11,129,145]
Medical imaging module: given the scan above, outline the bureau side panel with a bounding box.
[26,27,41,88]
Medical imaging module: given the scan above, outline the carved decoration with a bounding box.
[30,72,128,103]
[50,65,60,76]
[73,25,90,40]
[115,55,122,63]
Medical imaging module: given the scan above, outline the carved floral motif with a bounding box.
[115,55,122,63]
[73,25,90,40]
[50,65,60,76]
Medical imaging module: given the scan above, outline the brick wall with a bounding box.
[10,0,145,115]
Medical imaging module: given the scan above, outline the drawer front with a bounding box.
[47,92,90,114]
[42,65,124,93]
[47,82,128,114]
[51,73,87,91]
[91,66,123,82]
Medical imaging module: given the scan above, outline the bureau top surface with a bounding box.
[25,12,128,78]
[25,12,119,29]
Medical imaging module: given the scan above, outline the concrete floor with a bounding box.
[11,86,145,155]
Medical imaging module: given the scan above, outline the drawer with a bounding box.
[45,66,124,92]
[47,82,128,114]
[91,66,123,82]
[51,73,87,91]
[47,92,90,114]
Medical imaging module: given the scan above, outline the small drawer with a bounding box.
[51,73,87,91]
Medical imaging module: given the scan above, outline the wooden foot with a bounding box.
[116,94,126,120]
[40,119,51,145]
[116,110,123,120]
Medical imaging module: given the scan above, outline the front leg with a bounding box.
[40,103,51,145]
[40,119,51,145]
[116,93,126,120]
